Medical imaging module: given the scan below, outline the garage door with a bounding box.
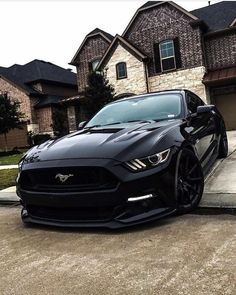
[214,92,236,130]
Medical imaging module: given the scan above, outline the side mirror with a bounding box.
[78,121,87,129]
[197,105,214,114]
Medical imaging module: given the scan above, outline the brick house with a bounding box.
[71,1,236,130]
[0,60,78,143]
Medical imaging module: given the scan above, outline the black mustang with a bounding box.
[17,90,228,228]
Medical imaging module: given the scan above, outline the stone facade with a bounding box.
[149,66,208,102]
[0,77,33,123]
[205,31,236,70]
[104,44,147,96]
[67,105,77,132]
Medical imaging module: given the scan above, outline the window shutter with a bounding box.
[153,43,161,73]
[88,62,92,72]
[174,38,182,69]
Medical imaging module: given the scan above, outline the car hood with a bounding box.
[24,120,182,164]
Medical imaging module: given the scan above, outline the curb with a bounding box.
[200,193,236,209]
[0,192,20,204]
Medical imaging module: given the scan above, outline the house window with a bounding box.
[154,38,182,73]
[159,40,176,72]
[116,62,127,79]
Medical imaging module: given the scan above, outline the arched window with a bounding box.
[116,62,127,80]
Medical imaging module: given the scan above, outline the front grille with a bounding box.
[27,205,121,222]
[20,167,118,192]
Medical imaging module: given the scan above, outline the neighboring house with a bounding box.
[0,60,78,140]
[71,1,236,130]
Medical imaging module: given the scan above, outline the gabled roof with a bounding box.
[87,28,113,42]
[97,35,147,70]
[70,28,114,65]
[122,1,198,36]
[191,1,236,32]
[0,60,77,95]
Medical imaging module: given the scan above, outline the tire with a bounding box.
[176,149,204,214]
[218,129,228,158]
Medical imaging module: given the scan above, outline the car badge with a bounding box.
[55,173,74,183]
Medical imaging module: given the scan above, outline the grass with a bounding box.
[0,154,23,165]
[0,149,28,165]
[0,169,18,190]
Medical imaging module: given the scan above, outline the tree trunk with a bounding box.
[4,133,8,152]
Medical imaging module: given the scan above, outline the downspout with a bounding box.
[143,60,150,93]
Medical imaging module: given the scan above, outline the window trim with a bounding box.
[159,39,176,72]
[116,62,127,80]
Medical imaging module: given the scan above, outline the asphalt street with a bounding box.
[0,206,235,295]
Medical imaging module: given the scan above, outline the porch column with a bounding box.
[67,105,77,132]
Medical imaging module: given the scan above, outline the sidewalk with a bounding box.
[0,165,18,169]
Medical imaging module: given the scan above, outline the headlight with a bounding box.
[125,149,170,172]
[18,160,23,172]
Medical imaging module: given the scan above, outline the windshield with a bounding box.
[86,93,182,127]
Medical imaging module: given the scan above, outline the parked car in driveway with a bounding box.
[17,89,228,228]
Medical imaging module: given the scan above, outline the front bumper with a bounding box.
[17,154,178,229]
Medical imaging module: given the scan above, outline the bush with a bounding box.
[0,149,21,157]
[28,133,52,146]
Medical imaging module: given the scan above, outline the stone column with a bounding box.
[67,105,77,132]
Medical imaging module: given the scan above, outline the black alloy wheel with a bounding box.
[176,149,204,214]
[218,129,228,158]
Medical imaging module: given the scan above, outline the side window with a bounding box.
[154,38,182,73]
[187,93,204,113]
[116,62,127,80]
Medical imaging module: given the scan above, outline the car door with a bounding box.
[186,92,217,164]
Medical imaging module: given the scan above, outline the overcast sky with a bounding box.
[0,0,223,71]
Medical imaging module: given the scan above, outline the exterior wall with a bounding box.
[67,105,77,132]
[36,107,53,133]
[104,44,147,96]
[0,123,28,149]
[149,66,208,102]
[38,82,78,97]
[124,2,204,77]
[75,35,111,92]
[0,77,34,123]
[205,31,236,70]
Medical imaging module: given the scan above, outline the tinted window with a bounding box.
[86,94,183,127]
[187,93,204,113]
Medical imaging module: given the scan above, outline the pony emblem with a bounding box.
[55,173,74,183]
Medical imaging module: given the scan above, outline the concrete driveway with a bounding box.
[0,206,235,295]
[201,131,236,208]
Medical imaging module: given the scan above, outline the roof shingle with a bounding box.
[0,60,77,95]
[191,1,236,31]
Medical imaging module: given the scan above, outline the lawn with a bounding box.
[0,149,28,165]
[0,169,18,190]
[0,154,23,165]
